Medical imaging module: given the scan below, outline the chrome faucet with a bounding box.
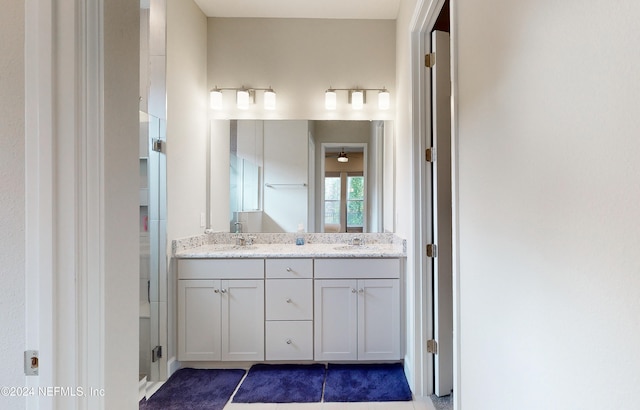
[233,222,245,246]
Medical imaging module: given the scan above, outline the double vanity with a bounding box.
[173,232,406,365]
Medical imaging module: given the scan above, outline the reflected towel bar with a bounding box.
[265,183,307,188]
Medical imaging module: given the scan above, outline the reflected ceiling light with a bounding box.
[325,89,337,110]
[209,86,275,111]
[337,149,349,163]
[325,86,391,111]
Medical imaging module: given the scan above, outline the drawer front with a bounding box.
[265,321,313,360]
[178,259,264,279]
[266,279,312,320]
[265,258,313,279]
[314,258,400,279]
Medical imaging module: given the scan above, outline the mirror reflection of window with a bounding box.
[324,174,341,231]
[347,174,364,231]
[323,171,365,233]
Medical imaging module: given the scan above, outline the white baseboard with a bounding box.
[167,356,180,377]
[138,376,147,402]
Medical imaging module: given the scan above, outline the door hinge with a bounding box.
[152,139,164,153]
[152,345,162,362]
[426,243,437,258]
[427,339,438,354]
[426,147,435,162]
[425,52,436,68]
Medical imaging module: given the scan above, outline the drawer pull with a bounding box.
[286,267,293,272]
[286,339,292,345]
[286,298,292,303]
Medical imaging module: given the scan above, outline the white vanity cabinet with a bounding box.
[177,259,264,361]
[314,258,401,361]
[265,258,313,360]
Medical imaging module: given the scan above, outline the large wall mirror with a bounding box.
[209,120,395,233]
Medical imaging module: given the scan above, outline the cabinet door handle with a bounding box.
[286,339,292,345]
[286,298,292,303]
[358,289,364,294]
[214,289,220,293]
[351,288,357,293]
[220,289,227,294]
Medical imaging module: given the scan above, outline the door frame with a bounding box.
[409,0,461,406]
[319,143,368,233]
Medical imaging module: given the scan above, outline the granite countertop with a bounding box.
[173,232,406,259]
[174,242,405,259]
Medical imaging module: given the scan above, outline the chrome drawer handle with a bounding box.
[286,298,292,303]
[286,267,292,272]
[286,339,292,345]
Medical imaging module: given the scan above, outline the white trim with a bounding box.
[25,1,55,408]
[319,142,368,233]
[25,1,106,409]
[449,1,461,408]
[81,1,106,409]
[409,0,448,399]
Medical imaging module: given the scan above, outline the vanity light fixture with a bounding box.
[324,86,391,110]
[263,88,276,110]
[337,149,349,163]
[209,86,276,110]
[325,88,337,110]
[378,88,390,110]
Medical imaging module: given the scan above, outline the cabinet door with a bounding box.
[177,280,221,361]
[314,279,358,361]
[357,279,401,360]
[221,279,265,361]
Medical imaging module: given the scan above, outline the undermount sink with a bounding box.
[333,245,374,251]
[210,244,256,251]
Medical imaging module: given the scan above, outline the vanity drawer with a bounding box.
[265,258,313,279]
[266,279,313,320]
[314,258,400,279]
[178,259,264,279]
[265,321,313,361]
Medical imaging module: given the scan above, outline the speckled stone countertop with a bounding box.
[173,232,406,259]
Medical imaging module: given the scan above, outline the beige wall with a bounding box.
[0,1,25,408]
[456,0,640,408]
[166,0,209,240]
[207,18,396,121]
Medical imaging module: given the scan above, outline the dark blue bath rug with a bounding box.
[323,362,413,402]
[141,368,245,410]
[232,363,326,403]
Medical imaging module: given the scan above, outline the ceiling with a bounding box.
[193,0,401,19]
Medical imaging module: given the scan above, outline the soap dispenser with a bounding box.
[295,223,305,246]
